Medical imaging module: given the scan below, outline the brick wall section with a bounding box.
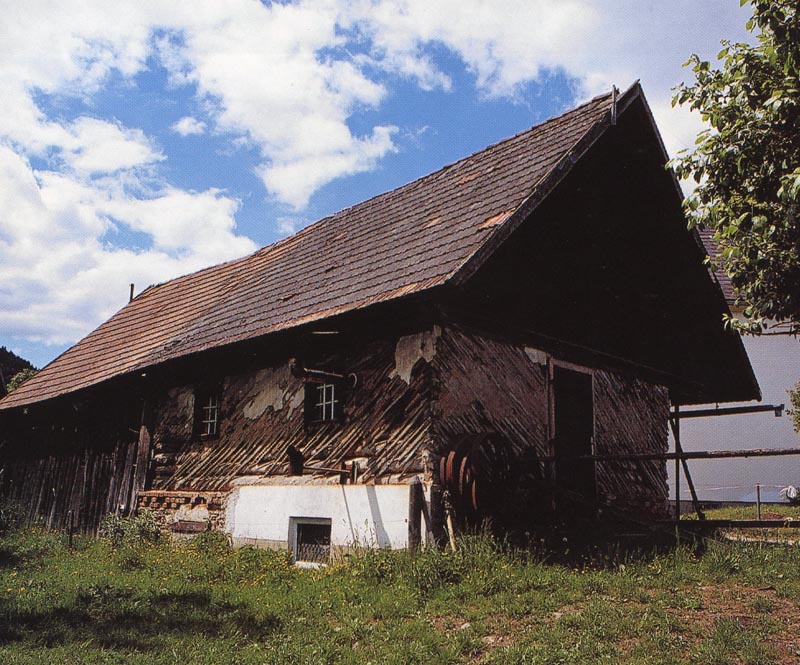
[138,490,228,532]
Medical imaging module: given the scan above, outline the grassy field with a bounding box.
[684,504,800,544]
[684,504,800,522]
[1,511,800,664]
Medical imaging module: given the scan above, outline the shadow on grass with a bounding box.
[0,547,20,569]
[0,586,281,651]
[519,520,708,569]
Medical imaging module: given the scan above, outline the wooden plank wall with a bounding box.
[593,371,670,519]
[0,414,140,533]
[433,325,549,455]
[0,322,670,533]
[1,326,439,531]
[431,326,551,526]
[432,325,670,523]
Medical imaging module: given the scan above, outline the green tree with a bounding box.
[671,0,800,335]
[6,367,37,393]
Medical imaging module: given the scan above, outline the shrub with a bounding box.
[99,509,164,549]
[0,499,23,536]
[5,368,37,393]
[342,546,402,584]
[190,529,231,556]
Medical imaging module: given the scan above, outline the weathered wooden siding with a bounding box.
[0,321,670,534]
[0,408,142,533]
[593,371,670,519]
[431,326,550,526]
[431,325,670,523]
[433,325,549,455]
[149,330,437,492]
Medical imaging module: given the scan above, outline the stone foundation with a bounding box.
[137,490,228,534]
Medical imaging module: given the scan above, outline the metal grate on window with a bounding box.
[295,521,331,563]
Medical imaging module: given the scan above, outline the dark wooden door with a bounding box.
[553,366,596,515]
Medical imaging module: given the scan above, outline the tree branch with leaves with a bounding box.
[671,0,800,335]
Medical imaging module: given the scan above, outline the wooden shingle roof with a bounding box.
[698,229,737,305]
[1,86,626,410]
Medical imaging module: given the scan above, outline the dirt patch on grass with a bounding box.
[669,583,800,663]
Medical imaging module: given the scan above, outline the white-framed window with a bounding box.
[305,381,341,425]
[314,382,338,422]
[196,389,220,437]
[289,517,332,565]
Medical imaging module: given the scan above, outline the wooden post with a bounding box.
[442,489,457,553]
[756,484,762,520]
[446,512,457,553]
[408,477,423,551]
[429,483,446,547]
[669,412,705,521]
[130,425,151,515]
[673,407,681,521]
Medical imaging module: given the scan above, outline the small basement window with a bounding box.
[290,517,332,565]
[195,389,220,437]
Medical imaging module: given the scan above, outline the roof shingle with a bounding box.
[697,229,737,305]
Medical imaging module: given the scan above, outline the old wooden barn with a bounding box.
[0,83,759,561]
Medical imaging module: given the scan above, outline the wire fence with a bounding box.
[670,482,794,502]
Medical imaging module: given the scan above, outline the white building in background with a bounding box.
[672,234,800,503]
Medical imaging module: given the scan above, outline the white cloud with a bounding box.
[0,1,400,209]
[350,0,599,97]
[0,145,255,345]
[62,117,163,174]
[257,125,398,209]
[276,216,305,236]
[171,116,207,136]
[0,0,757,354]
[0,1,750,208]
[343,0,752,160]
[169,1,394,208]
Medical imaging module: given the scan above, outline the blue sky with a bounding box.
[0,0,752,370]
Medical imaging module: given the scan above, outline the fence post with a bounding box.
[756,484,762,520]
[673,407,680,521]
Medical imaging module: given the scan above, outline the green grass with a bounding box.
[683,504,800,544]
[1,523,799,664]
[695,504,800,521]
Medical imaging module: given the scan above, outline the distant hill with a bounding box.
[0,347,35,394]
